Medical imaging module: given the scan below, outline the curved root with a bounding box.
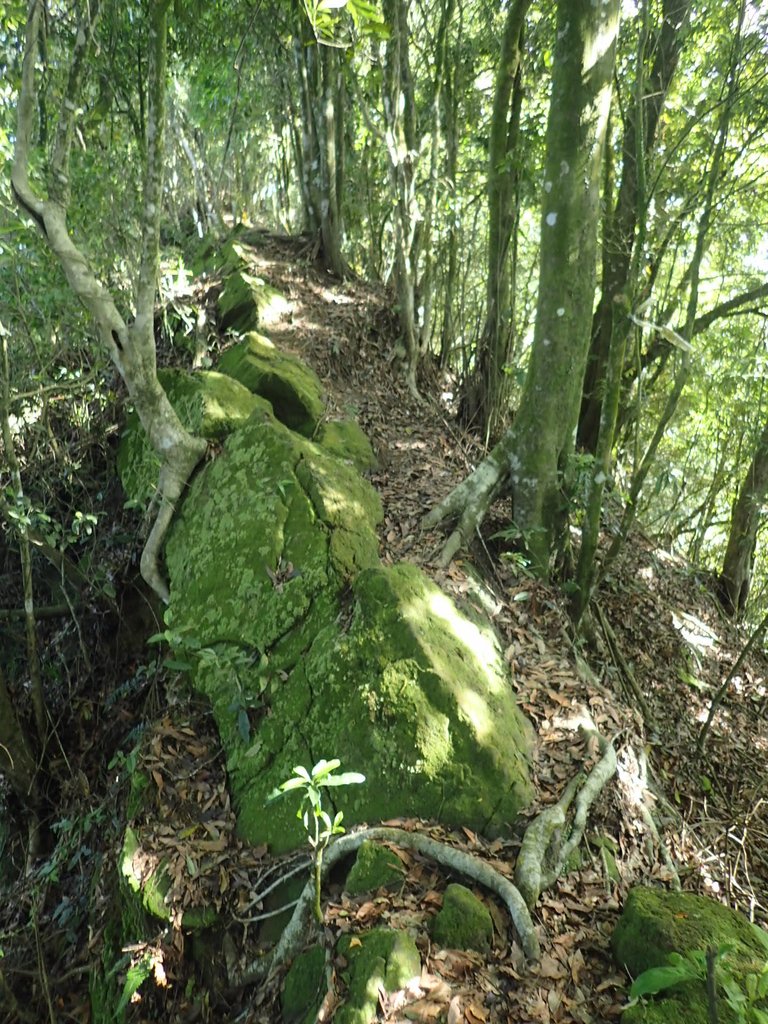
[233,825,540,990]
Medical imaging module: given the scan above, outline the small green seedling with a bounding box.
[268,758,365,923]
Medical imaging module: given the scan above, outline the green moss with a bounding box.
[431,884,493,952]
[614,888,768,1024]
[117,368,265,507]
[217,332,325,436]
[281,946,327,1024]
[345,840,404,895]
[155,373,531,856]
[613,888,768,978]
[336,928,421,1024]
[126,770,150,821]
[217,270,290,333]
[318,419,378,472]
[620,990,736,1024]
[229,563,532,853]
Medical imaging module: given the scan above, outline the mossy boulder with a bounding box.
[281,946,327,1024]
[318,419,378,472]
[336,928,421,1024]
[217,270,290,333]
[192,235,249,277]
[116,368,264,507]
[431,883,493,952]
[217,332,325,436]
[160,407,532,851]
[345,840,405,895]
[164,413,382,652]
[613,887,768,1024]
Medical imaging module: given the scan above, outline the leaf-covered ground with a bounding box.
[1,229,766,1023]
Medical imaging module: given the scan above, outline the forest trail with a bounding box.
[196,231,768,1021]
[2,232,767,1024]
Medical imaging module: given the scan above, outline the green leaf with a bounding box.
[750,924,768,956]
[164,658,192,671]
[629,960,702,999]
[115,953,153,1014]
[266,776,306,802]
[310,757,341,779]
[320,771,366,787]
[293,765,312,782]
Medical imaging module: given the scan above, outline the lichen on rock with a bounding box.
[116,367,264,508]
[217,270,290,333]
[318,419,378,472]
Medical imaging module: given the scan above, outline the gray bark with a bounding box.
[461,0,530,441]
[718,419,768,617]
[12,0,207,603]
[578,0,692,453]
[427,0,621,575]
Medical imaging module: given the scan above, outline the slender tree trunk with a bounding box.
[382,0,421,392]
[718,419,768,617]
[577,0,692,454]
[425,0,621,574]
[595,0,747,587]
[13,0,207,604]
[461,0,530,442]
[438,53,459,369]
[293,31,347,276]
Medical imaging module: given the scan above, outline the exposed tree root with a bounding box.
[140,440,207,604]
[515,718,618,908]
[232,824,540,990]
[232,722,620,992]
[422,446,508,566]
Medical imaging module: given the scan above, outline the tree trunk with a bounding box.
[382,0,421,392]
[718,419,768,617]
[460,0,530,442]
[13,0,207,604]
[577,0,691,454]
[293,31,347,276]
[425,0,621,574]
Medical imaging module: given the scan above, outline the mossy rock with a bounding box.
[192,235,250,277]
[116,368,265,507]
[217,270,290,333]
[217,331,325,436]
[217,562,533,852]
[164,414,382,653]
[345,840,404,895]
[431,883,493,952]
[613,887,768,1024]
[162,416,383,845]
[336,928,421,1024]
[318,419,378,472]
[281,946,326,1024]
